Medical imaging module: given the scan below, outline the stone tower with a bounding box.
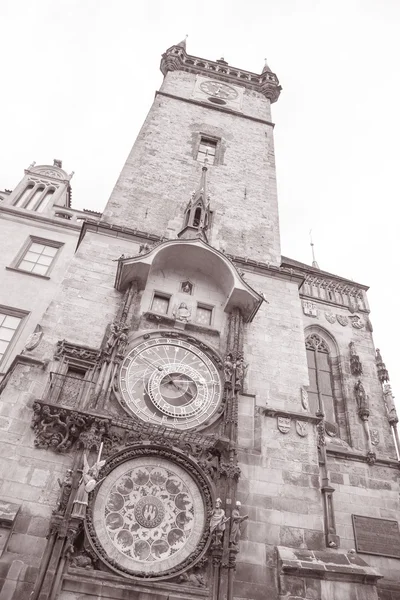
[0,41,399,600]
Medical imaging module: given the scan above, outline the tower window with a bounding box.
[305,333,335,424]
[197,138,217,164]
[16,238,62,277]
[0,309,25,365]
[151,293,170,315]
[195,304,213,326]
[14,184,34,208]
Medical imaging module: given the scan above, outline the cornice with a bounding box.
[281,256,369,291]
[156,91,275,127]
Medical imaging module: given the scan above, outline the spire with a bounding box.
[309,230,320,269]
[178,162,211,241]
[262,58,272,73]
[177,35,188,50]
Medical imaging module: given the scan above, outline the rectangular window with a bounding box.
[195,304,213,326]
[151,293,170,315]
[197,138,217,164]
[0,311,23,364]
[15,238,62,277]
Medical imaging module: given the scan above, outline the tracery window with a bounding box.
[305,333,336,424]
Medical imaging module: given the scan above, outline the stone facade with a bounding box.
[0,42,398,600]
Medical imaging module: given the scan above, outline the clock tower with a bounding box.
[1,39,399,600]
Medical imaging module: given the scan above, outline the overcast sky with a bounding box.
[1,0,399,407]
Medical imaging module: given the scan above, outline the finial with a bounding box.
[177,35,188,49]
[28,161,36,169]
[53,159,62,168]
[309,230,320,269]
[262,58,271,74]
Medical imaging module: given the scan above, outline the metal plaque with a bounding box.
[352,515,400,558]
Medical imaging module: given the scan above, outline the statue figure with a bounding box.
[229,501,248,548]
[54,469,73,514]
[23,325,43,353]
[105,321,128,354]
[223,353,234,385]
[349,341,363,376]
[199,449,219,481]
[383,384,398,425]
[375,348,389,383]
[72,446,106,519]
[210,498,229,547]
[173,302,191,323]
[234,354,248,391]
[354,379,369,419]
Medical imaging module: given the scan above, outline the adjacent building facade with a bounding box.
[0,41,399,600]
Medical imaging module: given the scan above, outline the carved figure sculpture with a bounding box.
[229,501,248,548]
[383,384,398,425]
[349,341,363,376]
[234,354,248,391]
[223,353,234,384]
[54,469,73,514]
[105,321,128,354]
[23,325,43,352]
[174,302,192,323]
[210,498,229,547]
[72,447,106,519]
[354,379,369,420]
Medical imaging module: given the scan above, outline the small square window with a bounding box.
[0,309,24,364]
[195,304,213,326]
[197,138,217,164]
[151,293,170,315]
[16,238,62,277]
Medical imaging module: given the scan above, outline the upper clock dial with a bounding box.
[199,80,238,100]
[119,336,222,430]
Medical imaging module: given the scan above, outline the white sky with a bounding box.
[1,0,399,406]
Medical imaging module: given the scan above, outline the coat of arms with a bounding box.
[325,311,336,324]
[277,416,291,434]
[303,301,318,318]
[301,387,309,410]
[370,429,379,446]
[295,420,308,437]
[336,315,348,327]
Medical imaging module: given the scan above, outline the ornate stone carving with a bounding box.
[104,321,129,355]
[376,349,390,384]
[54,340,101,364]
[302,301,318,317]
[180,280,193,294]
[277,416,291,434]
[54,469,73,515]
[366,451,376,465]
[325,311,336,324]
[219,462,241,481]
[370,429,380,446]
[71,449,106,519]
[305,333,329,352]
[198,449,220,481]
[31,402,110,453]
[336,315,348,327]
[316,415,326,448]
[349,341,363,376]
[349,315,364,329]
[173,302,192,323]
[301,387,309,410]
[23,325,43,352]
[229,501,248,549]
[210,498,229,549]
[295,420,308,437]
[354,380,369,420]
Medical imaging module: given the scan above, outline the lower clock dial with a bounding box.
[119,336,222,430]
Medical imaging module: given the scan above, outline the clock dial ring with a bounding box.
[199,79,238,100]
[119,335,222,430]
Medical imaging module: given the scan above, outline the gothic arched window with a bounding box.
[193,207,202,227]
[305,333,336,424]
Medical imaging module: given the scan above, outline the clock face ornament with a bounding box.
[119,335,222,430]
[89,454,208,578]
[199,80,238,100]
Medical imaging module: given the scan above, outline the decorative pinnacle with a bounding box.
[177,35,188,49]
[262,58,271,73]
[309,230,320,269]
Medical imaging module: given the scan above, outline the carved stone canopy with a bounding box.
[115,239,263,322]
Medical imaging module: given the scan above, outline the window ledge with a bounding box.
[6,266,50,280]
